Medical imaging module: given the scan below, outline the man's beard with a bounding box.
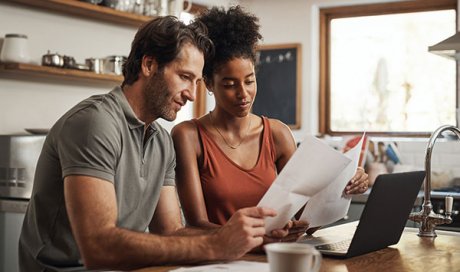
[143,69,178,122]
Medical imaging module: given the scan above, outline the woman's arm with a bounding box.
[171,121,220,229]
[268,119,297,173]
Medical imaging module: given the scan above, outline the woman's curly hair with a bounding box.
[195,6,262,84]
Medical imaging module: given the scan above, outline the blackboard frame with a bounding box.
[253,43,302,129]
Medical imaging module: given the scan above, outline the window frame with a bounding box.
[319,0,458,137]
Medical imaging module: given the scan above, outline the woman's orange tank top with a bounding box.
[192,116,277,225]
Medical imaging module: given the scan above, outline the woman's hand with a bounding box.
[344,167,369,195]
[249,220,309,253]
[266,220,310,243]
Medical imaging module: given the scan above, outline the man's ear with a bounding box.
[141,55,158,77]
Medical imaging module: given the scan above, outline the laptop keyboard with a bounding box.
[315,238,352,251]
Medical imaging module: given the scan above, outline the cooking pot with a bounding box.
[63,55,76,69]
[85,58,103,74]
[80,0,103,4]
[102,55,126,75]
[42,51,64,67]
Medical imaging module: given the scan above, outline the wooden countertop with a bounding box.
[135,222,460,272]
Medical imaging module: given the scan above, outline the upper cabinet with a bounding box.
[3,0,152,27]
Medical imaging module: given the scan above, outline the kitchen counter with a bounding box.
[134,221,460,272]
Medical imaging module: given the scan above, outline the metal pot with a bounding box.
[42,51,63,67]
[80,0,103,4]
[63,55,76,69]
[102,55,126,75]
[85,58,103,74]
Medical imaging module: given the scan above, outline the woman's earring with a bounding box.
[207,90,214,96]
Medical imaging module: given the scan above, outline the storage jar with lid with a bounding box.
[0,34,31,63]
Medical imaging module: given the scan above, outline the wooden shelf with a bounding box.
[3,0,153,27]
[0,62,123,84]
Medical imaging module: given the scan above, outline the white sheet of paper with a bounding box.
[300,134,365,228]
[257,135,351,232]
[169,261,269,272]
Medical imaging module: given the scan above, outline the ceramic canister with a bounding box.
[0,34,31,63]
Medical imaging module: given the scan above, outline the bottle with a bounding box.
[0,34,31,63]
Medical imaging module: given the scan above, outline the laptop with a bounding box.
[299,171,425,258]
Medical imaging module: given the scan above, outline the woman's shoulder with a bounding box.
[171,119,198,139]
[266,117,292,136]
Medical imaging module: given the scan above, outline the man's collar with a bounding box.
[111,86,145,130]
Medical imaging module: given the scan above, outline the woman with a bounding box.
[172,6,369,241]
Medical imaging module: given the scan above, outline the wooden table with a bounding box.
[135,222,460,272]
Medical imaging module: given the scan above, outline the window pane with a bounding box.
[330,10,456,132]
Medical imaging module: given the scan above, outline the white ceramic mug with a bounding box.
[168,0,192,18]
[265,243,322,272]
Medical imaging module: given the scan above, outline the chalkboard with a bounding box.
[253,43,301,129]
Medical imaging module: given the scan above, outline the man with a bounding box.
[19,16,276,271]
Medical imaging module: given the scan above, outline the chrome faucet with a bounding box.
[408,125,459,237]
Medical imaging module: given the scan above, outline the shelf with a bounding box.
[0,62,123,84]
[3,0,153,27]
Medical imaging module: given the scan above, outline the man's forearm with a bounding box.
[171,225,219,236]
[80,226,221,270]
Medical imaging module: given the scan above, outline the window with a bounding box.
[319,0,457,136]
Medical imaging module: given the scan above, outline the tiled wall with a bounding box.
[397,139,460,182]
[322,136,460,188]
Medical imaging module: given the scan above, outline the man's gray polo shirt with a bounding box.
[19,86,176,271]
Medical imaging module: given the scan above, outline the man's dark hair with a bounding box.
[122,16,214,87]
[194,6,262,84]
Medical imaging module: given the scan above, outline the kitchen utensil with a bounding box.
[80,0,103,4]
[0,34,30,63]
[103,55,126,75]
[133,0,144,14]
[386,142,402,164]
[168,0,192,17]
[115,0,134,12]
[367,162,388,186]
[143,0,160,16]
[85,58,103,74]
[63,55,76,69]
[377,141,386,162]
[74,63,90,71]
[159,0,168,16]
[102,0,119,8]
[42,51,64,67]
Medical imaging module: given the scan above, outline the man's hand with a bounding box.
[212,207,276,260]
